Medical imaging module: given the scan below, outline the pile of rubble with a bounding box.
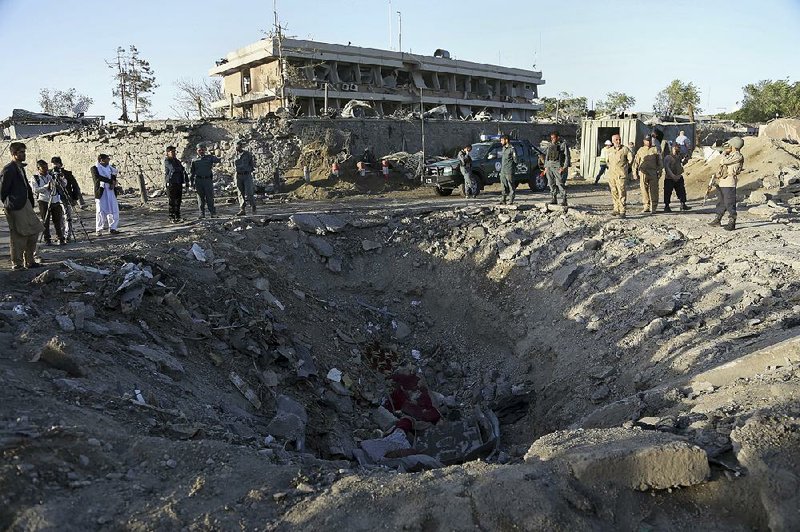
[2,193,800,529]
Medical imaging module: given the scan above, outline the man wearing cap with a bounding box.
[233,141,256,215]
[90,154,120,235]
[594,140,612,184]
[708,137,744,231]
[1,142,44,270]
[663,144,691,212]
[633,136,663,214]
[606,134,633,218]
[164,146,187,223]
[190,145,221,218]
[544,131,570,207]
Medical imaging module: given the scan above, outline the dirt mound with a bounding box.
[683,135,800,199]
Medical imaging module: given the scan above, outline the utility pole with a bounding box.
[397,11,402,53]
[388,0,393,50]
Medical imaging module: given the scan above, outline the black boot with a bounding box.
[708,215,722,227]
[680,202,691,211]
[723,218,736,231]
[549,195,558,205]
[663,205,672,213]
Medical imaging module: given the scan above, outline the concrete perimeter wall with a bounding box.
[9,119,577,193]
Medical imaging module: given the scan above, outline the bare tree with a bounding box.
[171,78,224,119]
[107,45,158,122]
[38,88,94,116]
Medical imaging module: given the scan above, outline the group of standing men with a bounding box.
[599,129,743,229]
[162,141,257,222]
[0,141,127,270]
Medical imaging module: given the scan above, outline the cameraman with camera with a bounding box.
[30,159,66,245]
[51,157,85,208]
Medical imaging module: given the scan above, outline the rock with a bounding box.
[499,241,522,261]
[397,454,445,472]
[589,366,615,380]
[33,337,84,377]
[55,314,75,332]
[165,459,177,469]
[762,175,782,189]
[326,368,343,382]
[470,226,487,241]
[317,214,348,233]
[327,256,343,273]
[309,236,334,258]
[643,318,667,338]
[228,370,262,409]
[687,255,702,265]
[392,320,412,341]
[525,427,710,491]
[553,264,583,290]
[259,370,279,388]
[651,298,677,317]
[129,345,185,380]
[67,302,92,330]
[591,385,610,402]
[583,239,602,251]
[360,430,411,461]
[749,189,772,204]
[253,278,270,292]
[266,395,308,450]
[362,240,382,251]
[498,213,513,224]
[289,213,326,234]
[372,406,399,431]
[731,415,800,531]
[31,269,57,284]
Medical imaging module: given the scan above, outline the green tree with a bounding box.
[596,91,636,115]
[729,79,800,122]
[541,92,588,122]
[653,80,701,119]
[107,45,158,122]
[38,88,93,116]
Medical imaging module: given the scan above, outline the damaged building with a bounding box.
[209,37,545,121]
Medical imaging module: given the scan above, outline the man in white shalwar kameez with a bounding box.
[90,154,120,235]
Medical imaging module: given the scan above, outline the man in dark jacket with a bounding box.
[0,142,43,269]
[51,157,84,208]
[164,146,187,222]
[544,131,570,207]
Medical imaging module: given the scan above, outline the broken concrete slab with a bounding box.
[731,414,800,532]
[525,427,709,491]
[553,263,582,290]
[289,213,326,234]
[308,236,334,258]
[129,345,185,380]
[317,214,348,233]
[266,395,308,450]
[360,430,411,462]
[327,256,343,273]
[362,240,382,251]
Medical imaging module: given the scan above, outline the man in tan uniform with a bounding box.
[708,137,744,231]
[633,136,663,214]
[606,134,633,217]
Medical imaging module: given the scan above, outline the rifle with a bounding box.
[703,173,717,206]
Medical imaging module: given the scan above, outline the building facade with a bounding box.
[209,38,545,122]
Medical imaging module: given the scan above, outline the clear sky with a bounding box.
[0,0,798,121]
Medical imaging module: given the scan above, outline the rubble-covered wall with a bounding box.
[17,119,577,193]
[289,119,577,159]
